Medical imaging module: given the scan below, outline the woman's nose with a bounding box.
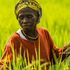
[22,17,30,23]
[22,17,27,22]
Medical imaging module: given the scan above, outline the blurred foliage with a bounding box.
[0,0,70,54]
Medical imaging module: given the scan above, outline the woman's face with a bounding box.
[17,7,39,30]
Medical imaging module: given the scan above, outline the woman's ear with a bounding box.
[36,15,40,23]
[36,19,39,24]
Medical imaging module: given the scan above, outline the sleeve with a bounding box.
[0,33,21,70]
[44,29,68,63]
[0,38,13,70]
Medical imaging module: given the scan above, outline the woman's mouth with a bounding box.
[21,22,33,26]
[21,23,34,28]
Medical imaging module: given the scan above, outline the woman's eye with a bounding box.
[27,15,33,18]
[18,15,24,20]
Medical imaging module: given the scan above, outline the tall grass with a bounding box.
[0,0,70,70]
[1,44,70,70]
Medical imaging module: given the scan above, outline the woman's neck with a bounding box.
[21,27,38,41]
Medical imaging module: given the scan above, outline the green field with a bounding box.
[0,0,70,70]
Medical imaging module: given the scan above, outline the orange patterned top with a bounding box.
[0,28,64,70]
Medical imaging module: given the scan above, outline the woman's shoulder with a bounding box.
[37,27,49,34]
[7,31,20,43]
[11,32,20,39]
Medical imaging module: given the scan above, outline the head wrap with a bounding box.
[15,0,42,18]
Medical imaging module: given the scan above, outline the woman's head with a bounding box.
[15,0,42,30]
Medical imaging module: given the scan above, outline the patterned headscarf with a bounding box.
[15,0,42,18]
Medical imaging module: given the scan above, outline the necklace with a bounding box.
[21,30,39,41]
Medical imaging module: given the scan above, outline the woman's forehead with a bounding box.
[18,7,38,15]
